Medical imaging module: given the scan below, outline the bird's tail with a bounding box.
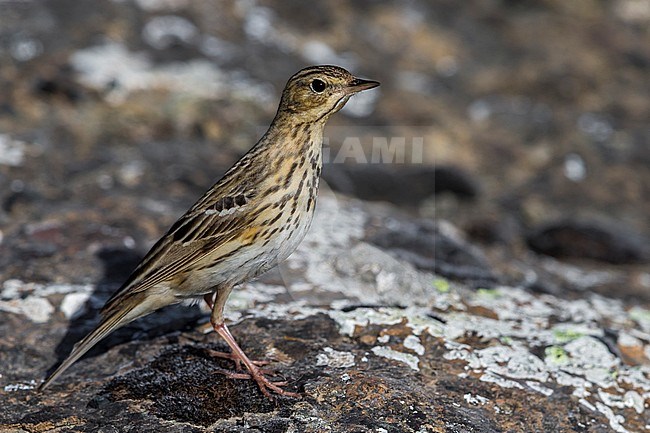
[38,291,148,391]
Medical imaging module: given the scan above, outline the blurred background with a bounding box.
[0,0,649,301]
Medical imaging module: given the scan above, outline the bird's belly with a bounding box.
[245,196,316,273]
[180,248,265,296]
[182,204,316,295]
[271,208,314,264]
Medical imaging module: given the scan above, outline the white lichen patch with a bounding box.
[0,296,54,323]
[226,283,285,312]
[474,345,549,382]
[617,331,643,348]
[562,337,619,389]
[60,292,91,319]
[316,347,356,368]
[463,393,490,406]
[404,335,425,355]
[549,323,603,344]
[246,273,650,433]
[622,390,645,414]
[2,279,94,299]
[526,380,553,396]
[479,371,524,389]
[630,307,650,333]
[70,42,272,105]
[1,280,96,323]
[595,401,631,433]
[326,307,411,337]
[371,346,420,371]
[377,334,390,344]
[468,286,555,322]
[3,380,37,392]
[0,134,28,167]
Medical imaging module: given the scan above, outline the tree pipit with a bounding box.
[39,65,379,397]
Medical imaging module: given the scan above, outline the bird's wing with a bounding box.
[102,182,257,313]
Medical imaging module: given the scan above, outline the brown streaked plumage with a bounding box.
[39,65,380,397]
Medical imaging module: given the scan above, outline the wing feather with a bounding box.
[102,182,254,312]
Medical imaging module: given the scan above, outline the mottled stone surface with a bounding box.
[2,195,650,432]
[1,0,649,432]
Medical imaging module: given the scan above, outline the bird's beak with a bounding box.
[346,77,380,94]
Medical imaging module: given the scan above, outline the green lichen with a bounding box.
[499,336,513,345]
[629,307,650,325]
[476,288,500,299]
[545,346,569,365]
[433,278,450,293]
[553,329,584,343]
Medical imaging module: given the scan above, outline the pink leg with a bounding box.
[203,293,269,371]
[204,294,245,370]
[204,292,300,398]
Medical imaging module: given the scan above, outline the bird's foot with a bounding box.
[243,363,300,398]
[209,324,301,398]
[213,363,299,397]
[207,349,270,371]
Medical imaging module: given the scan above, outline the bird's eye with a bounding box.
[310,79,327,93]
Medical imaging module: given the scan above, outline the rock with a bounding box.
[366,216,498,288]
[33,70,83,103]
[464,213,521,247]
[2,196,649,432]
[527,219,650,264]
[323,164,479,206]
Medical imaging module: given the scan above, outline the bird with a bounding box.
[38,65,380,397]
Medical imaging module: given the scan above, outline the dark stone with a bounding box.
[323,164,479,206]
[430,165,481,199]
[527,219,650,264]
[367,218,498,287]
[33,77,81,102]
[2,188,41,214]
[102,345,284,426]
[465,214,520,246]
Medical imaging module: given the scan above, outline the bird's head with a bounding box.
[277,65,379,122]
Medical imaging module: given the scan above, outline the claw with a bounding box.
[250,371,300,398]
